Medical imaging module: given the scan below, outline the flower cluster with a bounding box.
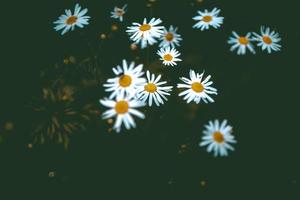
[228,27,281,55]
[100,60,217,134]
[51,3,284,156]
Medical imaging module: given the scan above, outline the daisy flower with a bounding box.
[177,69,217,104]
[192,8,224,30]
[53,3,90,35]
[136,71,173,106]
[228,31,256,55]
[252,26,282,53]
[100,94,145,133]
[126,18,164,49]
[157,47,182,66]
[199,119,236,157]
[159,25,182,48]
[103,60,146,99]
[110,4,127,22]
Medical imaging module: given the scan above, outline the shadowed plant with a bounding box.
[28,84,100,149]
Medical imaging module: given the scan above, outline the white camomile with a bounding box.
[199,119,237,157]
[100,94,145,133]
[192,8,224,31]
[126,18,164,49]
[136,71,173,106]
[110,4,127,22]
[177,69,217,104]
[159,25,182,48]
[157,47,182,66]
[103,60,146,99]
[252,26,282,53]
[228,31,256,55]
[53,3,90,35]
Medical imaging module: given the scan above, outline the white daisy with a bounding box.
[157,47,182,66]
[126,18,164,49]
[192,8,224,30]
[100,94,145,133]
[228,31,256,55]
[110,4,127,22]
[177,69,217,104]
[199,119,236,157]
[103,60,146,99]
[159,25,182,48]
[53,3,90,35]
[252,26,282,54]
[136,71,173,106]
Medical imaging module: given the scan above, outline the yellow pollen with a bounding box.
[213,131,224,143]
[144,83,157,93]
[165,32,174,41]
[262,36,272,44]
[119,75,132,87]
[191,82,204,93]
[115,100,129,114]
[202,15,212,23]
[139,24,151,31]
[239,37,249,45]
[66,16,78,25]
[163,54,173,61]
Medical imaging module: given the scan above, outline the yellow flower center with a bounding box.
[213,131,224,143]
[114,100,129,114]
[139,24,151,31]
[191,82,204,93]
[119,74,132,87]
[239,37,249,45]
[202,15,212,23]
[165,32,174,41]
[163,54,173,61]
[66,16,78,25]
[144,83,157,93]
[262,36,272,44]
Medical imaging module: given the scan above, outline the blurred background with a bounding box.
[1,0,299,199]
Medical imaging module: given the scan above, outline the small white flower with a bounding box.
[192,8,224,30]
[110,4,127,22]
[199,119,236,157]
[100,94,145,133]
[126,18,164,49]
[136,71,173,106]
[103,60,146,99]
[228,31,256,55]
[252,26,282,54]
[157,47,182,66]
[53,3,90,35]
[159,25,182,48]
[177,69,217,104]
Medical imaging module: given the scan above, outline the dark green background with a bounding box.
[1,0,299,199]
